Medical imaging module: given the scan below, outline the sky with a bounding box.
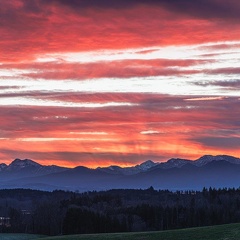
[0,0,240,168]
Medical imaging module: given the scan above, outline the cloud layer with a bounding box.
[0,0,240,167]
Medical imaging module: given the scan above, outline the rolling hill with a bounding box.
[34,223,240,240]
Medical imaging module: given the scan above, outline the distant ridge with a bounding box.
[194,155,240,166]
[97,159,158,175]
[0,155,239,192]
[1,155,239,171]
[0,158,68,180]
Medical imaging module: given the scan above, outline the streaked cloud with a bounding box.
[0,0,240,167]
[191,137,240,149]
[184,97,226,101]
[0,97,136,108]
[140,130,161,135]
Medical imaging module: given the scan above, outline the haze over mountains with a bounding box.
[0,155,240,192]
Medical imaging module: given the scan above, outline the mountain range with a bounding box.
[0,155,240,191]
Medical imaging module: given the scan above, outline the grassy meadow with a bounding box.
[0,234,45,240]
[1,223,240,240]
[32,223,240,240]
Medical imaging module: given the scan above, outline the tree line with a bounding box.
[1,187,240,235]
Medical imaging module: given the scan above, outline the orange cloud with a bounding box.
[1,1,240,167]
[1,1,240,62]
[0,95,239,167]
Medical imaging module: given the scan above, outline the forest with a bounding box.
[1,187,240,236]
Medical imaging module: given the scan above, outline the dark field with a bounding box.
[39,223,240,240]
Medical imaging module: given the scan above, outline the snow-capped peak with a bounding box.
[8,158,41,169]
[97,160,159,175]
[135,160,159,171]
[157,158,192,169]
[194,155,240,167]
[167,158,191,167]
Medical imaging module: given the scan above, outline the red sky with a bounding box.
[0,0,240,168]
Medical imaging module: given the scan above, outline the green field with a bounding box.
[37,223,240,240]
[0,234,44,240]
[2,223,240,240]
